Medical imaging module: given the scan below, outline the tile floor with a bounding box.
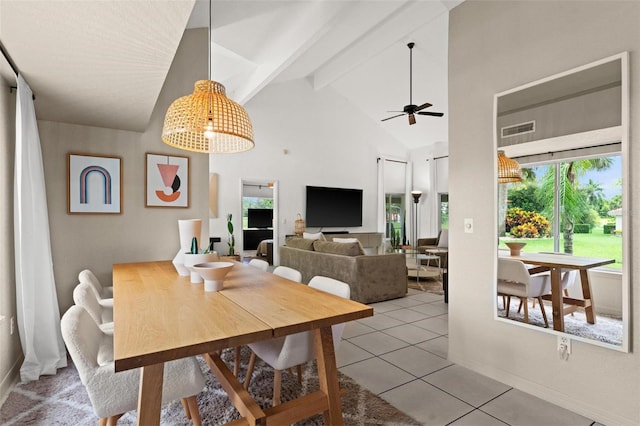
[336,287,600,426]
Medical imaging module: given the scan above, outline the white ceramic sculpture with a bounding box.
[172,219,202,276]
[192,262,234,292]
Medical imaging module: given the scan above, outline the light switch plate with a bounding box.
[464,218,474,233]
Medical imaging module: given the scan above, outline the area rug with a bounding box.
[497,302,623,346]
[0,347,421,425]
[407,275,444,295]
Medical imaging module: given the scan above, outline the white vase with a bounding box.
[183,252,219,283]
[172,219,203,276]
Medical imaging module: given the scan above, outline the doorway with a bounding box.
[240,179,279,265]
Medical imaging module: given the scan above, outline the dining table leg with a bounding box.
[137,363,164,425]
[313,326,344,426]
[580,269,596,324]
[550,268,564,332]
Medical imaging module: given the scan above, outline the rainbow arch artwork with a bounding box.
[68,153,121,214]
[79,165,112,204]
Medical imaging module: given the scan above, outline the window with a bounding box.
[385,194,405,246]
[499,154,622,268]
[242,197,273,229]
[439,193,449,231]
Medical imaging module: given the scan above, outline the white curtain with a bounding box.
[376,158,386,233]
[14,74,66,383]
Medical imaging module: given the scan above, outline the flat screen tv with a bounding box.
[247,208,273,229]
[305,186,363,228]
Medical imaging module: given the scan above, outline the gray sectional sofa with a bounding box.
[279,238,407,304]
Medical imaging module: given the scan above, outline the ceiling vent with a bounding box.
[501,121,535,138]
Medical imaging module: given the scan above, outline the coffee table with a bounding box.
[406,252,441,281]
[425,248,448,302]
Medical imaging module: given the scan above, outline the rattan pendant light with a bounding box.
[497,150,522,183]
[162,0,254,153]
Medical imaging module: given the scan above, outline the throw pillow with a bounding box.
[332,237,366,255]
[285,237,315,251]
[313,240,361,256]
[303,231,326,241]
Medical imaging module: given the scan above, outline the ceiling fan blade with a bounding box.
[408,114,416,125]
[381,113,405,122]
[417,111,444,117]
[415,102,432,112]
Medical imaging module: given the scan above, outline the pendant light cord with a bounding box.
[208,0,212,80]
[206,0,213,121]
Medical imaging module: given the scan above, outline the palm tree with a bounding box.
[581,178,606,211]
[540,158,612,253]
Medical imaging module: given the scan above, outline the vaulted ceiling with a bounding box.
[0,0,462,150]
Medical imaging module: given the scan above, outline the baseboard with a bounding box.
[0,355,23,407]
[449,353,636,426]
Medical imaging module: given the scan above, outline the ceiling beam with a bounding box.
[311,0,449,91]
[230,1,352,105]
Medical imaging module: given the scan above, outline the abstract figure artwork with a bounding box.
[68,153,122,214]
[145,153,189,208]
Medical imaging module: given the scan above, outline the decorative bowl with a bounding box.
[192,262,234,292]
[505,242,526,256]
[183,252,219,283]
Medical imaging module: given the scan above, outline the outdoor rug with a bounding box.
[497,302,623,346]
[0,346,421,425]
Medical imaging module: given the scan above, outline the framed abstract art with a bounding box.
[145,153,189,208]
[68,153,122,214]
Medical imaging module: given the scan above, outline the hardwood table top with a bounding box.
[219,264,373,338]
[498,251,614,269]
[498,250,614,332]
[113,260,373,372]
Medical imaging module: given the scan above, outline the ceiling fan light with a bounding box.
[380,42,443,125]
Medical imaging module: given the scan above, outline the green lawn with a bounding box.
[500,227,623,269]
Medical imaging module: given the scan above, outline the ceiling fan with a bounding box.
[381,42,444,125]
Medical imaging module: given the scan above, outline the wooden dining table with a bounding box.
[499,251,614,332]
[112,259,373,425]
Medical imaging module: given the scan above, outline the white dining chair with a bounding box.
[232,264,304,377]
[73,282,114,335]
[244,276,350,406]
[498,257,551,327]
[273,266,302,282]
[79,269,113,308]
[61,305,205,426]
[248,258,269,271]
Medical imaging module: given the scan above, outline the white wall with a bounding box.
[448,2,639,424]
[38,29,210,313]
[209,78,407,253]
[0,67,20,405]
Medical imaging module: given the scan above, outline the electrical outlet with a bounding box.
[10,316,15,335]
[464,218,474,233]
[558,335,571,359]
